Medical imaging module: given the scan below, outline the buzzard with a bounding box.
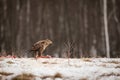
[30,39,52,57]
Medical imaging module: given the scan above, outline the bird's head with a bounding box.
[45,39,52,45]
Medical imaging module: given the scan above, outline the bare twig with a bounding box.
[64,40,75,65]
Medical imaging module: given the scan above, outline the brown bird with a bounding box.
[30,39,52,57]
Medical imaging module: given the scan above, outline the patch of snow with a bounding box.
[0,58,120,80]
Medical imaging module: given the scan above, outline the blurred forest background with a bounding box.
[0,0,120,58]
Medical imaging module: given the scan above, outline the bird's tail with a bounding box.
[26,49,33,54]
[24,49,34,58]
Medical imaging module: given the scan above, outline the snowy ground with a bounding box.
[0,58,120,80]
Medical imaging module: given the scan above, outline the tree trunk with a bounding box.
[103,0,110,58]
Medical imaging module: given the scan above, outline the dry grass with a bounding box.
[50,62,58,64]
[98,63,106,67]
[41,72,63,79]
[54,73,63,78]
[0,71,13,76]
[107,61,120,64]
[42,61,57,64]
[41,75,52,79]
[81,58,92,62]
[0,76,2,80]
[42,61,49,64]
[7,61,14,64]
[101,72,120,76]
[79,77,88,80]
[102,60,120,64]
[12,73,35,80]
[115,65,120,68]
[97,72,120,80]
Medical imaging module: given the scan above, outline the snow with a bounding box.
[0,58,120,80]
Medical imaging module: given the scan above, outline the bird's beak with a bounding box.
[50,42,52,44]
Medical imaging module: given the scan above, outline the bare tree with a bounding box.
[103,0,110,58]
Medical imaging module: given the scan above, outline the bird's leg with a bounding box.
[40,50,44,56]
[36,49,43,58]
[35,51,38,58]
[38,49,42,57]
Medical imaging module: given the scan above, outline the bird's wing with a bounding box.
[31,43,41,50]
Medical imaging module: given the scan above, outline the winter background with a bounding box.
[0,0,120,80]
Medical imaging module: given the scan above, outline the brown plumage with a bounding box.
[31,39,52,57]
